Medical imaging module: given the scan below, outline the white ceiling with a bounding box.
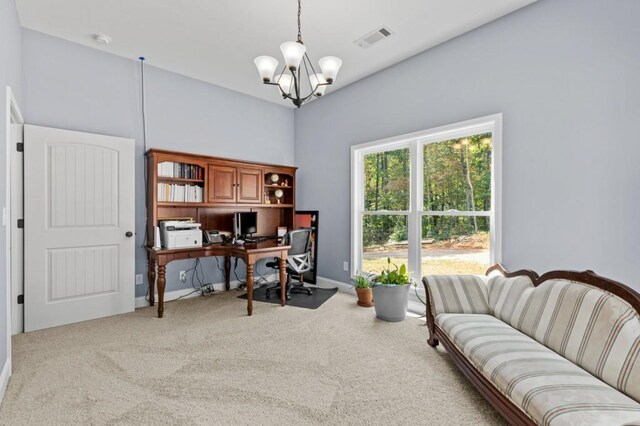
[15,0,537,108]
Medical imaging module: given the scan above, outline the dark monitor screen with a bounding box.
[235,211,257,236]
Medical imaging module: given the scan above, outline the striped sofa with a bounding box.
[423,265,640,426]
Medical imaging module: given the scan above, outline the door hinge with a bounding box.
[17,295,24,304]
[16,142,23,152]
[17,219,24,228]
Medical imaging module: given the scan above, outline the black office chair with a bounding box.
[265,229,313,300]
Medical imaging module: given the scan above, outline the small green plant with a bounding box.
[353,272,372,289]
[372,258,411,286]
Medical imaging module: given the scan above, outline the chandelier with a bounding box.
[254,0,342,108]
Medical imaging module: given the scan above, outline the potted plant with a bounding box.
[353,272,374,307]
[371,258,412,322]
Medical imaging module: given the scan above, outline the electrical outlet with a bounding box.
[135,274,143,285]
[179,271,187,283]
[343,261,349,272]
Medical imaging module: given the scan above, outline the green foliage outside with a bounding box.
[363,134,492,247]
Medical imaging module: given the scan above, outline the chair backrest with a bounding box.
[285,229,311,255]
[284,229,312,274]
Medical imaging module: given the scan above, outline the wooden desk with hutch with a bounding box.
[145,149,297,318]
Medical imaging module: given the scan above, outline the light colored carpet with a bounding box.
[0,290,505,425]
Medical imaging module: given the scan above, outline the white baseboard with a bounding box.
[135,274,279,309]
[316,275,426,315]
[137,274,427,317]
[316,276,355,293]
[0,358,11,404]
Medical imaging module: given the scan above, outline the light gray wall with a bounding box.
[294,0,640,291]
[21,29,295,298]
[0,0,22,371]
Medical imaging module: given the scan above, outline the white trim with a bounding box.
[491,114,503,264]
[316,276,425,316]
[135,287,202,309]
[350,147,359,279]
[421,210,490,217]
[351,117,496,154]
[350,113,503,279]
[406,300,425,316]
[360,210,409,216]
[135,274,280,309]
[3,87,23,403]
[316,275,355,293]
[409,139,422,283]
[0,357,11,403]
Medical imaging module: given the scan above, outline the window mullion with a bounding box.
[408,141,422,280]
[422,211,491,217]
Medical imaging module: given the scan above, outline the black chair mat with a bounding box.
[238,286,338,310]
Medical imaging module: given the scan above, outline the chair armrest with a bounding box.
[422,275,490,316]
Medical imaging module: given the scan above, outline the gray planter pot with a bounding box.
[371,283,411,322]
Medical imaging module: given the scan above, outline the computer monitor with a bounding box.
[234,211,257,238]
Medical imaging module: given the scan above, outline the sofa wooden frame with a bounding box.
[422,263,640,425]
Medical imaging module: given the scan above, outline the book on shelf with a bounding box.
[157,161,203,180]
[157,183,203,203]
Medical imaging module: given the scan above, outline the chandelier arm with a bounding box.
[274,64,287,85]
[285,69,316,106]
[301,54,316,94]
[298,92,317,104]
[304,52,320,78]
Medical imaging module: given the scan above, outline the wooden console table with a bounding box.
[146,240,290,318]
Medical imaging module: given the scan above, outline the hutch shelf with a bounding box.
[146,149,297,245]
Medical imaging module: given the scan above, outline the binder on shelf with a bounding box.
[157,182,203,202]
[157,161,203,180]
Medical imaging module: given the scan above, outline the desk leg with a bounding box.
[148,257,156,306]
[224,256,231,291]
[157,264,166,318]
[279,259,287,307]
[246,263,254,316]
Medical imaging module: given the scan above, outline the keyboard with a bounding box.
[244,236,269,243]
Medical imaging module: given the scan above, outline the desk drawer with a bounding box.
[171,251,199,261]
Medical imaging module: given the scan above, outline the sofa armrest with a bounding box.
[422,275,490,316]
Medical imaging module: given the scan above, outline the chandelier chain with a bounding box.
[297,0,302,43]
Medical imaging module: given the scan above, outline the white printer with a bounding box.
[159,220,202,249]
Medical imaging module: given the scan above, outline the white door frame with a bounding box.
[3,86,23,400]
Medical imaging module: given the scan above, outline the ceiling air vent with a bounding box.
[355,26,393,49]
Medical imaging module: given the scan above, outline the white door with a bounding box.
[24,125,135,332]
[10,123,24,334]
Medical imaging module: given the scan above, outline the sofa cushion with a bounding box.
[488,274,535,325]
[424,275,490,316]
[501,279,640,403]
[437,313,640,426]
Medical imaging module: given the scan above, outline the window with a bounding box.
[351,115,501,280]
[422,135,492,275]
[361,148,410,274]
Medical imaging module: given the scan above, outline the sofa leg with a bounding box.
[428,335,439,348]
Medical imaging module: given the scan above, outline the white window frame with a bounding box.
[350,113,502,280]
